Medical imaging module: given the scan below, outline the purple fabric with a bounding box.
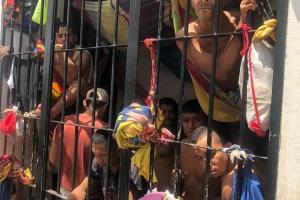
[139,192,165,200]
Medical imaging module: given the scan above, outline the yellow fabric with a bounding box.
[253,19,277,43]
[190,74,240,122]
[32,0,48,25]
[0,162,12,182]
[52,82,62,101]
[24,168,33,179]
[131,145,157,182]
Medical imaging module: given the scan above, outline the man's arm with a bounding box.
[176,25,242,90]
[67,177,88,200]
[49,125,61,170]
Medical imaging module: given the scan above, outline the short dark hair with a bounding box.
[182,99,204,115]
[92,132,108,145]
[159,97,178,108]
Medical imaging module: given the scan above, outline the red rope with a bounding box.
[240,23,252,56]
[248,45,266,137]
[144,38,156,107]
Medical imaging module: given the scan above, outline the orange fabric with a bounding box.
[52,113,106,191]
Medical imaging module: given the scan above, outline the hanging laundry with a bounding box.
[32,0,48,25]
[231,161,264,200]
[0,112,17,135]
[239,19,276,137]
[2,0,15,27]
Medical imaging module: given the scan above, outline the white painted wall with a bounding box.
[275,0,300,199]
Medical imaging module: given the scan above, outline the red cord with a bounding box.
[144,38,156,107]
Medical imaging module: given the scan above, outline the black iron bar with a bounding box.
[149,0,164,191]
[204,0,221,199]
[118,1,141,200]
[104,0,119,198]
[72,0,85,189]
[235,12,253,200]
[35,0,58,198]
[56,0,72,194]
[9,30,256,57]
[174,0,190,197]
[86,0,102,198]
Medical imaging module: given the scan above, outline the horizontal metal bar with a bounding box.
[10,30,256,56]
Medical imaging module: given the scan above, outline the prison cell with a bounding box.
[0,0,278,200]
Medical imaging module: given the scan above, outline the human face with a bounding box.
[160,104,176,127]
[194,137,228,177]
[192,0,216,22]
[92,143,107,167]
[181,112,206,139]
[55,27,75,47]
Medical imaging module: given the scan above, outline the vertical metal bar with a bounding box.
[71,0,85,189]
[27,0,34,111]
[204,0,221,199]
[16,0,25,110]
[0,0,7,154]
[118,1,141,200]
[56,0,71,193]
[235,12,253,200]
[104,0,119,198]
[266,0,289,199]
[149,0,164,190]
[174,0,190,197]
[35,0,58,198]
[86,0,102,199]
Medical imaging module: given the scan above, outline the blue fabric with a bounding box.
[114,104,151,131]
[0,179,10,200]
[231,162,264,200]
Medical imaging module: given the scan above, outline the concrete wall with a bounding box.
[274,0,300,199]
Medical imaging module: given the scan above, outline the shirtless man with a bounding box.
[179,99,209,199]
[154,97,178,191]
[193,126,233,199]
[176,0,257,91]
[37,24,91,119]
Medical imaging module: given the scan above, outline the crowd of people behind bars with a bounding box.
[0,0,270,199]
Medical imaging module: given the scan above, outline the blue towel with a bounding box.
[231,161,264,200]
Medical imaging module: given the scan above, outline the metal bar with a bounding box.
[56,0,72,193]
[265,0,289,199]
[118,1,141,200]
[72,0,86,189]
[174,0,190,196]
[35,0,58,198]
[104,0,119,198]
[0,0,7,155]
[149,0,164,190]
[9,30,254,56]
[204,0,221,199]
[86,0,102,198]
[235,12,253,200]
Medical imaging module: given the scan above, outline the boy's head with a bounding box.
[159,97,178,128]
[83,88,109,119]
[92,133,108,167]
[55,24,77,48]
[181,99,207,139]
[192,126,228,178]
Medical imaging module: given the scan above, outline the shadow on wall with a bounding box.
[292,0,300,21]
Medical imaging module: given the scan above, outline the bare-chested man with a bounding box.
[192,126,233,199]
[37,24,91,119]
[155,97,178,191]
[179,99,210,199]
[176,0,257,92]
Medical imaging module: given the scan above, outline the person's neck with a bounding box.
[195,11,229,34]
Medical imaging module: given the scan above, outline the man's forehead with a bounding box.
[57,26,70,34]
[160,104,175,110]
[182,112,202,118]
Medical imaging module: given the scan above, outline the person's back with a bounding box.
[55,113,105,191]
